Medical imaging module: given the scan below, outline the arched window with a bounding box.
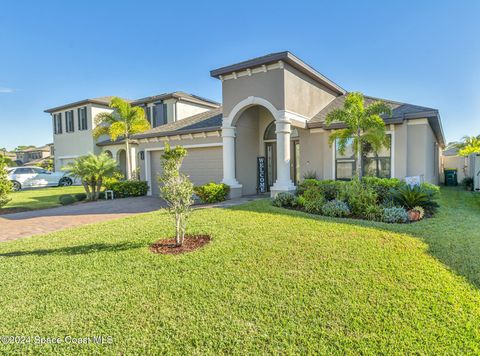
[263,121,299,140]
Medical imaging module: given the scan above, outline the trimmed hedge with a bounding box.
[194,182,230,203]
[59,194,76,205]
[103,180,149,198]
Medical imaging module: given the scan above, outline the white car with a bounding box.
[7,166,73,191]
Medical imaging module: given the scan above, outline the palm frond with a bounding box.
[364,101,392,118]
[325,109,350,126]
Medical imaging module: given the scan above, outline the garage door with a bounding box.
[150,146,223,196]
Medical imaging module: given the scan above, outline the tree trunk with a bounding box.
[82,180,92,200]
[95,178,102,200]
[125,136,132,180]
[357,129,363,180]
[175,213,181,246]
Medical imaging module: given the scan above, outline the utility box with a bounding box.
[444,169,458,186]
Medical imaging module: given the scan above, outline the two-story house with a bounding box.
[45,92,220,172]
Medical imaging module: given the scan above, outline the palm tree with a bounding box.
[455,135,480,156]
[325,92,392,179]
[63,153,117,200]
[93,97,150,179]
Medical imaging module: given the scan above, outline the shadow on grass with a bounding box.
[229,187,480,289]
[0,242,145,258]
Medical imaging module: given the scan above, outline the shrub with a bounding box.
[59,194,76,205]
[194,182,230,203]
[382,206,408,223]
[392,184,439,215]
[338,179,378,218]
[294,195,306,208]
[298,179,341,200]
[362,177,404,202]
[104,180,149,198]
[462,177,474,191]
[102,171,125,187]
[297,179,321,196]
[272,192,296,208]
[303,187,325,214]
[74,193,87,201]
[321,199,350,217]
[363,204,383,221]
[0,158,12,208]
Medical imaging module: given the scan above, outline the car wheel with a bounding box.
[59,177,73,186]
[11,181,21,191]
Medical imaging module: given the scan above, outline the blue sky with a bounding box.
[0,0,479,150]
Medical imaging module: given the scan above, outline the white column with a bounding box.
[130,146,137,178]
[271,118,295,196]
[145,150,152,196]
[221,126,242,189]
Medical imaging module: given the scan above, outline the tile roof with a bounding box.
[132,91,220,107]
[44,97,130,113]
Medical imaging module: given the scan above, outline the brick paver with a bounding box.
[0,197,167,242]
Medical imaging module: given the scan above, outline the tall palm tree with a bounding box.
[93,97,150,179]
[325,92,392,179]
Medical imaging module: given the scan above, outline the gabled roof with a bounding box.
[44,97,129,113]
[308,94,445,147]
[210,51,346,95]
[132,91,220,107]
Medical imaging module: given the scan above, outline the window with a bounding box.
[14,168,34,174]
[77,107,88,130]
[53,113,62,134]
[153,102,168,127]
[335,135,391,179]
[65,110,74,132]
[263,121,299,140]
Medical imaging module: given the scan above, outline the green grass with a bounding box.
[3,186,85,211]
[0,187,480,354]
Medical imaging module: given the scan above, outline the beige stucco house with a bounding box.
[46,51,445,198]
[45,93,219,175]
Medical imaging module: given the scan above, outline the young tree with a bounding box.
[0,156,12,208]
[63,153,117,201]
[325,92,392,179]
[93,97,150,179]
[158,144,194,247]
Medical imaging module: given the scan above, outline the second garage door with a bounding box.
[150,146,223,196]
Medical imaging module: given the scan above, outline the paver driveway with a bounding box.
[0,197,166,242]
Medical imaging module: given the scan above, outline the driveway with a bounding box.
[0,197,167,242]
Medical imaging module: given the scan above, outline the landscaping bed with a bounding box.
[149,235,211,255]
[273,177,439,223]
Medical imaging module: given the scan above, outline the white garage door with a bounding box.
[150,146,223,196]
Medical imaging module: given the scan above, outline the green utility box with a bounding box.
[444,169,458,186]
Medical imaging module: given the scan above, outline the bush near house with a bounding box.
[103,180,149,198]
[0,158,12,208]
[194,182,230,203]
[274,177,440,224]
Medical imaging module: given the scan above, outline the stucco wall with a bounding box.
[298,129,325,179]
[222,68,286,117]
[52,103,112,171]
[283,64,337,118]
[441,155,469,183]
[235,107,261,195]
[176,101,212,121]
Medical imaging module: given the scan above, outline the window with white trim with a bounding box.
[53,113,62,134]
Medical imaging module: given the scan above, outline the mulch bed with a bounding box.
[149,235,211,255]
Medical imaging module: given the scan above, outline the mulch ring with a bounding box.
[149,235,211,255]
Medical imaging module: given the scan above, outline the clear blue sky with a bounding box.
[1,0,479,150]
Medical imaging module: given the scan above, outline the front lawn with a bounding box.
[0,187,479,354]
[2,186,85,212]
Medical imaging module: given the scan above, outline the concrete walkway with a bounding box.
[0,197,167,242]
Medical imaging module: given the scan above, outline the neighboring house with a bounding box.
[44,93,219,174]
[46,51,446,198]
[15,144,53,166]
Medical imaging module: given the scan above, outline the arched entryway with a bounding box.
[104,150,113,158]
[222,96,299,197]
